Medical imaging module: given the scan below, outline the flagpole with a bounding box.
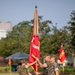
[33,6,37,35]
[36,6,38,35]
[28,6,39,75]
[34,6,39,75]
[62,62,64,75]
[32,54,38,75]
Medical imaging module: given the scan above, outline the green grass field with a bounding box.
[0,73,19,75]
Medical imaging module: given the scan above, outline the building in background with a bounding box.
[0,21,13,40]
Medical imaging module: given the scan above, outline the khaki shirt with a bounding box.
[47,62,59,75]
[42,62,50,75]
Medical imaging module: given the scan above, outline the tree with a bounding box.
[0,21,32,56]
[47,25,71,55]
[69,11,75,69]
[38,16,52,57]
[0,16,71,60]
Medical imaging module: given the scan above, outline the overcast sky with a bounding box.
[0,0,75,28]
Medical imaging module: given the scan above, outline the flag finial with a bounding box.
[35,6,37,8]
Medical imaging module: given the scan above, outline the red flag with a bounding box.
[28,6,40,72]
[28,35,40,71]
[58,45,66,62]
[8,58,11,65]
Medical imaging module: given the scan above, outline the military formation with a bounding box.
[17,55,59,75]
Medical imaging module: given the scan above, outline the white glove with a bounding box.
[43,63,47,67]
[25,65,29,68]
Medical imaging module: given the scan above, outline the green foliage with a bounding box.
[69,11,75,50]
[59,67,75,74]
[68,10,75,70]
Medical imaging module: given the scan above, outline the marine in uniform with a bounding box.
[17,60,29,75]
[35,55,59,75]
[47,55,59,75]
[35,55,50,75]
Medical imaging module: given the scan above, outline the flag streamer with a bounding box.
[58,45,66,62]
[58,45,66,73]
[8,58,12,75]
